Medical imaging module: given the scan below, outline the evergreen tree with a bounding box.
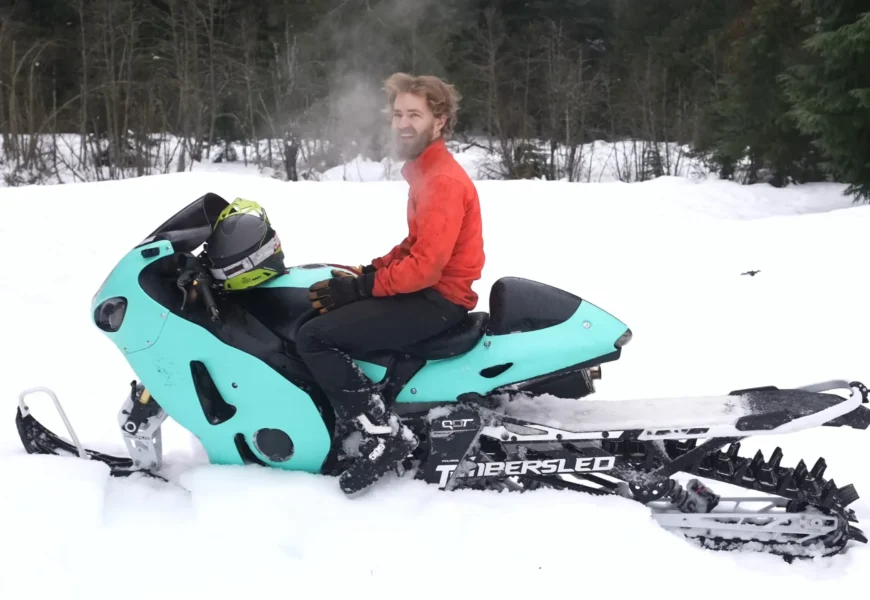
[702,0,823,186]
[782,2,870,201]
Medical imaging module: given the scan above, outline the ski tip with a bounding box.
[850,381,870,404]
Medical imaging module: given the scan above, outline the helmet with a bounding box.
[205,198,285,291]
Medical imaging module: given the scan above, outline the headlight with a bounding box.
[94,297,127,332]
[615,328,632,348]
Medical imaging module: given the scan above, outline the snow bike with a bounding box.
[15,192,870,562]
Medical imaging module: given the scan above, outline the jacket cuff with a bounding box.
[357,271,376,297]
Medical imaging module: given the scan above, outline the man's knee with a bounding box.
[295,317,332,355]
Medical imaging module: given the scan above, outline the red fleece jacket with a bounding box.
[371,138,485,310]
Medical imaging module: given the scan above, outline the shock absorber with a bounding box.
[668,478,721,513]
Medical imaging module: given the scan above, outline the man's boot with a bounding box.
[339,394,418,497]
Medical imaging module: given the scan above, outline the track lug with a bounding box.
[715,447,738,477]
[777,469,795,495]
[810,457,827,480]
[695,453,713,475]
[726,442,740,459]
[757,460,776,488]
[835,483,859,508]
[819,479,838,508]
[750,450,765,471]
[793,459,808,484]
[731,460,749,484]
[768,447,783,470]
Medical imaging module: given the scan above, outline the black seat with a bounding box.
[402,312,489,360]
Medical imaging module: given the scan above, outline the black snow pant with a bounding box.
[295,287,468,422]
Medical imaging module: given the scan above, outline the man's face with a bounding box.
[391,91,445,160]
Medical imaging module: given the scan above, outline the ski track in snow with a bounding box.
[1,171,869,598]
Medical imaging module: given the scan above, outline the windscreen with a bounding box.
[136,193,230,253]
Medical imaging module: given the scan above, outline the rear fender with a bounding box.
[395,300,628,404]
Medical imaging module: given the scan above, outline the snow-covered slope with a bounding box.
[1,171,869,598]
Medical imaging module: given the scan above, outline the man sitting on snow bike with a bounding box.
[205,72,485,497]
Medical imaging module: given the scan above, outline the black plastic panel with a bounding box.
[140,192,230,253]
[191,360,237,425]
[233,286,315,344]
[234,433,267,466]
[403,312,488,359]
[487,277,581,336]
[734,389,847,431]
[253,428,294,462]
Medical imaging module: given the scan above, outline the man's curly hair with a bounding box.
[384,72,461,137]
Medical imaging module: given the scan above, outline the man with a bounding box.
[295,72,485,497]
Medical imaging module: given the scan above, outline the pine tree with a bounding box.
[701,0,823,186]
[781,3,870,202]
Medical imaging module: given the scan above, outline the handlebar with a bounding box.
[196,277,220,322]
[176,255,220,322]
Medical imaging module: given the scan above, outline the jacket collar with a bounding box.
[400,137,447,184]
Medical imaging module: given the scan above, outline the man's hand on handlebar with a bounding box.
[176,257,220,322]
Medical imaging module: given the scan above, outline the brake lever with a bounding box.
[193,272,220,322]
[177,270,193,311]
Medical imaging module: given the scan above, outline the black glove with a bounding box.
[309,271,375,314]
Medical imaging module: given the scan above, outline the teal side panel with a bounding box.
[92,242,331,473]
[396,302,628,403]
[355,360,387,383]
[125,316,331,472]
[92,240,174,354]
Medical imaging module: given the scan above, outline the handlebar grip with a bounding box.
[196,278,220,322]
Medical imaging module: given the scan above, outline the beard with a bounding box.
[393,124,436,160]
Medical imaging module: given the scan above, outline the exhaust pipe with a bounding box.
[588,365,602,381]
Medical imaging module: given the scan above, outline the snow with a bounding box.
[501,393,752,431]
[2,166,870,598]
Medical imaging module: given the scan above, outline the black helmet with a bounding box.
[205,198,285,291]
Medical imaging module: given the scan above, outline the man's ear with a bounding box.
[434,114,447,136]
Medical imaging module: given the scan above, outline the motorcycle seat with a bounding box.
[402,312,489,360]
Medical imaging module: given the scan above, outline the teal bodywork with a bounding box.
[92,241,333,472]
[93,238,629,475]
[394,302,627,403]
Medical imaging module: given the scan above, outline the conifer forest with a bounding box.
[1,0,868,200]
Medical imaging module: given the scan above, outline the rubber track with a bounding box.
[599,435,867,554]
[664,439,860,518]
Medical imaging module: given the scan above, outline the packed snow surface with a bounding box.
[503,393,752,431]
[1,170,869,598]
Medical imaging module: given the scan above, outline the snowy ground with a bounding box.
[1,170,869,598]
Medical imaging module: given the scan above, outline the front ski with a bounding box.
[16,384,166,480]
